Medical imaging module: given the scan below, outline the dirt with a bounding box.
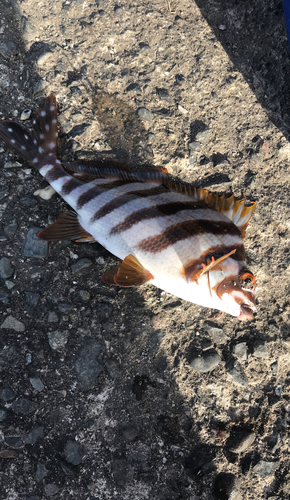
[0,0,290,499]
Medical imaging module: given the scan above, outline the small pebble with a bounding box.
[65,440,82,465]
[189,141,201,152]
[24,291,40,315]
[1,315,25,332]
[0,387,16,402]
[5,280,15,290]
[0,257,14,279]
[0,40,17,57]
[30,377,45,392]
[227,429,256,454]
[0,186,11,201]
[37,52,53,66]
[252,341,269,359]
[189,349,221,373]
[114,5,123,14]
[126,82,142,93]
[219,24,226,30]
[234,342,248,362]
[4,435,23,448]
[34,79,48,95]
[47,330,69,351]
[35,462,48,482]
[177,104,188,114]
[0,408,8,421]
[196,129,210,144]
[4,161,22,168]
[34,186,56,200]
[22,228,48,258]
[4,219,18,239]
[0,291,10,305]
[71,258,93,275]
[253,460,280,478]
[25,427,44,445]
[138,107,153,121]
[213,472,241,500]
[80,290,90,301]
[0,449,18,458]
[44,484,59,497]
[156,88,173,103]
[226,359,248,387]
[74,340,104,389]
[204,325,228,345]
[48,311,59,323]
[271,361,278,374]
[147,133,156,142]
[11,397,37,415]
[20,196,38,207]
[58,301,72,313]
[26,353,32,365]
[139,42,150,51]
[20,109,32,121]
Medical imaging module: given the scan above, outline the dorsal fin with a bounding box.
[63,160,256,235]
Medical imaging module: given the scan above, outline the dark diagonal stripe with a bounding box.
[77,180,134,210]
[138,220,241,254]
[61,178,82,196]
[110,201,209,235]
[46,164,66,182]
[183,243,245,282]
[91,185,167,222]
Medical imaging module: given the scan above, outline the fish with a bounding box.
[0,94,257,320]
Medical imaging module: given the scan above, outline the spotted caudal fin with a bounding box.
[0,94,58,169]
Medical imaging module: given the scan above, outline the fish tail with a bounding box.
[0,94,58,170]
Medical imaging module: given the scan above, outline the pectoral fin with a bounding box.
[101,254,154,287]
[37,210,95,242]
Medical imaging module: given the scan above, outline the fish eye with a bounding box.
[239,271,256,290]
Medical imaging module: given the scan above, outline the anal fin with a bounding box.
[37,210,95,242]
[101,254,154,287]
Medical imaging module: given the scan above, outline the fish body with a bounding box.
[0,95,257,320]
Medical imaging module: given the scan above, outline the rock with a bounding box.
[156,88,173,103]
[5,280,15,290]
[126,83,142,93]
[189,141,201,152]
[44,484,59,496]
[226,359,248,387]
[35,462,48,482]
[30,377,45,392]
[0,41,17,57]
[0,387,16,402]
[24,291,40,315]
[226,429,256,453]
[178,104,188,114]
[114,5,123,14]
[233,342,248,362]
[37,52,53,66]
[47,330,69,351]
[22,228,48,258]
[1,315,25,332]
[138,107,153,121]
[147,133,156,142]
[71,258,93,275]
[213,472,241,500]
[204,325,229,345]
[4,435,23,448]
[64,440,82,465]
[20,196,38,207]
[271,361,278,374]
[0,186,10,201]
[34,79,48,95]
[79,290,90,301]
[48,311,59,323]
[0,408,7,421]
[253,460,280,478]
[196,129,210,144]
[0,449,18,458]
[11,397,37,415]
[189,349,221,373]
[25,427,44,445]
[4,219,18,238]
[252,341,269,359]
[0,257,14,279]
[0,290,10,305]
[74,340,104,390]
[20,109,32,121]
[58,301,72,313]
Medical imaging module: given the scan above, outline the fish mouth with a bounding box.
[237,303,256,321]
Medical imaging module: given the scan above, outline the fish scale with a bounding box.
[0,94,257,320]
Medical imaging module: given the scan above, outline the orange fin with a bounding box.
[101,254,154,287]
[37,210,95,242]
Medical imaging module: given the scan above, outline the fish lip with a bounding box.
[237,303,255,321]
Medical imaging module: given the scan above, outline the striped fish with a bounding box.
[0,95,257,320]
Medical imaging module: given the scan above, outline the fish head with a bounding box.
[205,257,256,320]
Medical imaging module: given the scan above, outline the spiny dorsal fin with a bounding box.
[101,254,154,287]
[37,210,95,242]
